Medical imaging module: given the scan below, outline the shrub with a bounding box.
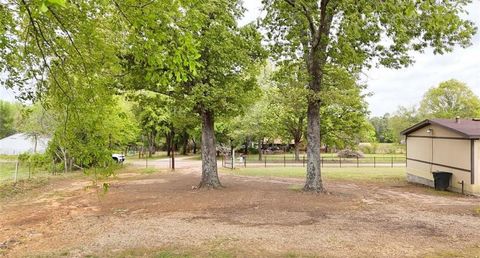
[337,149,364,158]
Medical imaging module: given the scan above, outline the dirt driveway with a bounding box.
[1,159,480,257]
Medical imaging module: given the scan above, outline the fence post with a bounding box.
[357,157,359,168]
[222,155,224,167]
[244,156,246,168]
[284,155,286,167]
[264,156,267,168]
[321,157,324,167]
[303,155,305,167]
[374,157,376,168]
[28,161,31,179]
[391,156,393,168]
[14,160,19,183]
[339,157,342,168]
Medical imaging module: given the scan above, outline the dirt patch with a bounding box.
[0,165,480,257]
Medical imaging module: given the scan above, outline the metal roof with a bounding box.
[401,118,480,139]
[0,133,50,155]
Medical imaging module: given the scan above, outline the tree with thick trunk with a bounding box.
[198,109,222,188]
[180,2,264,188]
[262,0,475,192]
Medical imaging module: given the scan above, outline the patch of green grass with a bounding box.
[245,153,406,159]
[140,167,159,174]
[0,154,19,161]
[182,155,202,160]
[474,207,480,216]
[127,151,169,161]
[424,245,480,257]
[288,184,303,192]
[423,188,463,197]
[0,160,51,184]
[54,246,327,258]
[222,167,406,183]
[104,248,201,257]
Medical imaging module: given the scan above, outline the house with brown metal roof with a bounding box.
[402,118,480,194]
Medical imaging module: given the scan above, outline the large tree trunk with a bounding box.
[304,101,323,192]
[198,109,222,188]
[304,47,324,192]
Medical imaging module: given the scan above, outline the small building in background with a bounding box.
[0,133,50,155]
[402,118,480,194]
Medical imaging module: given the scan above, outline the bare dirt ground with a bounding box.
[1,159,480,257]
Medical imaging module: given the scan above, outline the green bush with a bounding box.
[359,143,378,154]
[16,153,51,172]
[29,153,50,170]
[247,147,259,154]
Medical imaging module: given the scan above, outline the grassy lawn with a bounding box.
[0,161,47,183]
[126,151,170,161]
[0,154,19,161]
[241,153,406,162]
[222,167,406,183]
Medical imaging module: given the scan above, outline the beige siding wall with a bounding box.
[475,140,480,185]
[406,137,470,171]
[406,124,480,194]
[406,160,472,185]
[408,124,462,138]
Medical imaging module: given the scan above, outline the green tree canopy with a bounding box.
[0,100,17,138]
[419,79,480,119]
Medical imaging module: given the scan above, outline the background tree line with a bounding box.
[370,79,480,144]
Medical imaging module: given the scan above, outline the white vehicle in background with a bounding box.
[112,154,125,163]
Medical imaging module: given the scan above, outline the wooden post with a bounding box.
[303,155,305,167]
[374,157,376,168]
[284,155,286,167]
[14,160,19,183]
[244,156,246,168]
[264,156,267,168]
[357,157,359,168]
[339,157,342,168]
[391,156,394,168]
[171,144,175,170]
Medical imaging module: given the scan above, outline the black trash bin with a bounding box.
[432,172,452,191]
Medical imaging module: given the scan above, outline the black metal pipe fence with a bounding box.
[222,154,406,169]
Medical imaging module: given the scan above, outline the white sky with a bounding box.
[2,1,479,118]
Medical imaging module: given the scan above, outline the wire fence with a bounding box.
[222,154,406,169]
[0,160,52,184]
